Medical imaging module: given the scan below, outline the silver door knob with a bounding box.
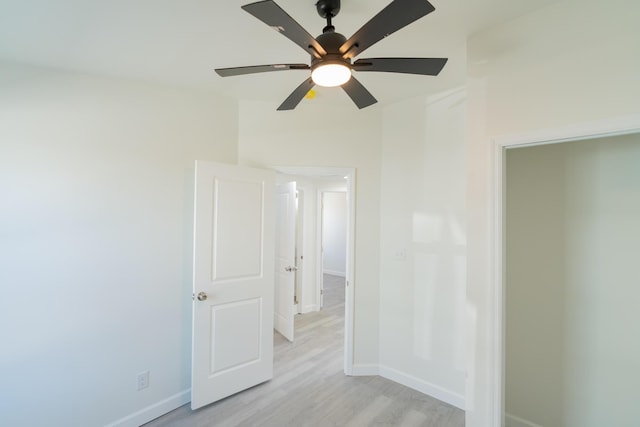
[285,266,298,272]
[197,291,208,301]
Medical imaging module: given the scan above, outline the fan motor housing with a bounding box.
[315,30,347,54]
[312,30,350,69]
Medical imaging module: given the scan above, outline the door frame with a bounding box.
[271,166,356,376]
[486,114,640,426]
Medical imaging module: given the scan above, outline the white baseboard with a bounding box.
[105,389,190,427]
[323,269,345,277]
[350,363,379,376]
[300,304,317,314]
[505,413,543,427]
[104,369,464,425]
[378,365,465,410]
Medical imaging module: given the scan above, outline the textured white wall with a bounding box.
[0,62,238,426]
[466,0,640,425]
[379,89,467,408]
[238,99,382,366]
[506,134,640,427]
[322,192,347,276]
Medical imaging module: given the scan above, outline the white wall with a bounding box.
[322,192,347,277]
[238,100,382,367]
[466,0,640,425]
[379,89,467,408]
[506,134,640,427]
[0,62,238,427]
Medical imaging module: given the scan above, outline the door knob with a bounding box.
[196,291,208,301]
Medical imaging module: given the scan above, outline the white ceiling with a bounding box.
[0,0,557,107]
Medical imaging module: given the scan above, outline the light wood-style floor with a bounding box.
[144,274,464,427]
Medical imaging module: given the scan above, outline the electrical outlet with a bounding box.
[137,370,149,391]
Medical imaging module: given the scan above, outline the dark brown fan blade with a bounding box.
[352,57,447,75]
[242,0,327,59]
[339,0,435,59]
[341,76,377,109]
[277,78,315,111]
[215,64,310,77]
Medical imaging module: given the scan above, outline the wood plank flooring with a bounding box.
[144,274,464,427]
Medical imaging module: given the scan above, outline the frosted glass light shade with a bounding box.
[311,63,351,87]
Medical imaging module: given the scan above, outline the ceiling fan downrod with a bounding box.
[316,0,340,32]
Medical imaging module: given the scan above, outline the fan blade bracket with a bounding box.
[352,60,372,68]
[308,44,325,59]
[341,43,359,59]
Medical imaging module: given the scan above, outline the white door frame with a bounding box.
[271,166,356,376]
[487,114,640,426]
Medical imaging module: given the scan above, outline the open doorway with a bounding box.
[503,132,640,426]
[487,115,640,427]
[272,166,355,375]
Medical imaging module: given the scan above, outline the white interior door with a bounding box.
[191,161,275,410]
[274,182,296,341]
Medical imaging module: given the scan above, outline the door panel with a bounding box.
[209,298,262,374]
[213,179,264,280]
[192,161,274,410]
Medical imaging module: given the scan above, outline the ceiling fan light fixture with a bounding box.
[219,0,446,110]
[311,62,351,87]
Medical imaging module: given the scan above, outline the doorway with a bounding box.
[488,116,640,427]
[273,166,355,375]
[503,133,640,426]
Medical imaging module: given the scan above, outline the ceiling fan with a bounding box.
[215,0,447,110]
